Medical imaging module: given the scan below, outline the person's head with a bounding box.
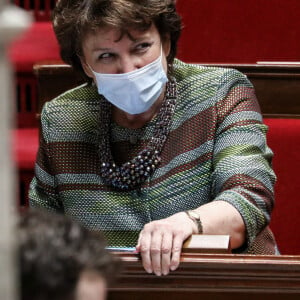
[52,0,182,81]
[18,208,119,300]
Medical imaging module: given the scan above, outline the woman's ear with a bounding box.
[80,57,94,79]
[162,34,171,57]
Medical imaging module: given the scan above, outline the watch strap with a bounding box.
[185,210,203,234]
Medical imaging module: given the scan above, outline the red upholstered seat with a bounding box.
[7,16,60,207]
[8,22,60,72]
[8,21,60,127]
[265,118,300,255]
[13,128,39,170]
[13,128,39,208]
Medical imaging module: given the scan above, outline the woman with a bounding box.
[29,0,278,276]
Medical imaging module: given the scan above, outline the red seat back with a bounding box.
[265,118,300,255]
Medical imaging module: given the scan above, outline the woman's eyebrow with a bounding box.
[91,47,112,52]
[126,31,151,42]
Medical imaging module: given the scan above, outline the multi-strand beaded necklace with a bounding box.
[98,79,177,190]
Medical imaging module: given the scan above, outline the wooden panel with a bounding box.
[108,253,300,300]
[33,62,300,118]
[203,63,300,118]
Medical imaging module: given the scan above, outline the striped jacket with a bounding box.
[29,59,277,253]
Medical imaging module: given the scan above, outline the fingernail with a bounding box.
[146,269,153,274]
[170,265,177,271]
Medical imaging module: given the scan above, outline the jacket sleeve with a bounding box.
[29,103,63,213]
[211,69,276,249]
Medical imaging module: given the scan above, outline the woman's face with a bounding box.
[81,24,170,77]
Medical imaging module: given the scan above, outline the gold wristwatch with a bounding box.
[185,210,203,234]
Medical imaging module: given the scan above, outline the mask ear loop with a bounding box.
[77,52,96,84]
[86,63,98,86]
[85,62,94,73]
[158,43,172,80]
[85,63,98,86]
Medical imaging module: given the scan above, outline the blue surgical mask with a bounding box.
[89,48,168,115]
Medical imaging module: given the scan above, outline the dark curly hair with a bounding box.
[18,208,120,300]
[52,0,182,81]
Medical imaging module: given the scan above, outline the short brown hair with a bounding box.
[19,208,120,300]
[52,0,182,81]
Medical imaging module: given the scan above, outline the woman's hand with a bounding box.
[136,212,197,276]
[135,201,246,276]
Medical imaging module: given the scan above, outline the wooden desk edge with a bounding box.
[113,252,300,266]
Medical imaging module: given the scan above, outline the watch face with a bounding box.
[189,210,200,220]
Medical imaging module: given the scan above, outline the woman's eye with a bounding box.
[98,53,114,61]
[136,42,152,52]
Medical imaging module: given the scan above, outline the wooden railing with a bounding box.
[33,62,300,118]
[13,0,57,21]
[202,63,300,118]
[108,253,300,300]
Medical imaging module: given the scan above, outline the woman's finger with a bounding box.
[150,231,163,276]
[161,232,173,275]
[170,233,183,271]
[137,230,153,274]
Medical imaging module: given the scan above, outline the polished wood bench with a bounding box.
[108,252,300,300]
